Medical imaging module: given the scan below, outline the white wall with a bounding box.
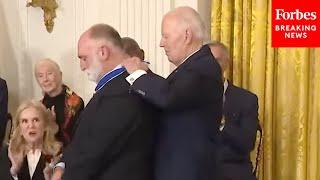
[0,0,210,113]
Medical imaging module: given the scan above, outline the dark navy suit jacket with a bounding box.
[131,45,223,180]
[61,72,155,180]
[0,78,8,147]
[217,82,259,180]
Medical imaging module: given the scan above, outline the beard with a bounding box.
[85,57,103,83]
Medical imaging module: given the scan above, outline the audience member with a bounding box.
[0,100,62,180]
[121,37,145,60]
[0,78,8,148]
[52,24,154,180]
[208,41,259,180]
[34,59,84,147]
[123,6,223,180]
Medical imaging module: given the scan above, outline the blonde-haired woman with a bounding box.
[0,100,62,180]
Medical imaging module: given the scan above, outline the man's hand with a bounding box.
[51,166,64,180]
[122,57,149,74]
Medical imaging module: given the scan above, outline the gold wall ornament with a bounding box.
[26,0,58,33]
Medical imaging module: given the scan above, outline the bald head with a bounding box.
[80,24,123,50]
[34,58,63,97]
[207,41,230,73]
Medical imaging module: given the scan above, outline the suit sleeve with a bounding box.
[0,80,8,145]
[62,96,142,180]
[222,95,259,154]
[131,69,222,111]
[0,146,14,180]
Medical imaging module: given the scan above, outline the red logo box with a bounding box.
[272,0,320,47]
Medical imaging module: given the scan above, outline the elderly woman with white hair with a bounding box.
[34,58,84,147]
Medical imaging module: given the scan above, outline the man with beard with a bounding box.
[52,24,154,180]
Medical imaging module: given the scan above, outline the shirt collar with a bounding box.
[223,79,228,95]
[27,148,42,155]
[179,48,201,66]
[27,149,42,178]
[97,64,123,82]
[95,65,126,92]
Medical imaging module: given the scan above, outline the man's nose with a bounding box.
[80,61,86,71]
[159,39,164,47]
[43,74,48,81]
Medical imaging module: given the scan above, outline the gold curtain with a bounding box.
[211,0,320,179]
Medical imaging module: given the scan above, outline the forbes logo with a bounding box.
[275,9,317,20]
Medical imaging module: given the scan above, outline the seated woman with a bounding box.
[34,58,84,147]
[0,100,62,180]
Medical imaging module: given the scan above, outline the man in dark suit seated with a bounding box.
[0,77,8,149]
[123,7,223,180]
[208,41,259,180]
[52,24,155,180]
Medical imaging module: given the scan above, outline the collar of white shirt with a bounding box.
[27,149,42,178]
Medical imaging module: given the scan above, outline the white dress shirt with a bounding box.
[27,149,42,178]
[12,149,42,180]
[219,80,229,131]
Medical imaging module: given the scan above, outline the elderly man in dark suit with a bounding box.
[52,24,155,180]
[0,78,8,148]
[208,41,259,180]
[123,6,223,180]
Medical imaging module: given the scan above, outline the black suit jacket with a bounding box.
[0,78,8,147]
[217,82,259,180]
[130,45,223,180]
[0,146,47,180]
[62,72,154,180]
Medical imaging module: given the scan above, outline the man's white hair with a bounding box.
[169,6,206,41]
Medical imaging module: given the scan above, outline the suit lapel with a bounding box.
[223,82,234,115]
[32,154,46,180]
[166,54,191,82]
[166,68,178,82]
[17,153,46,180]
[18,157,31,180]
[166,45,213,82]
[166,47,198,82]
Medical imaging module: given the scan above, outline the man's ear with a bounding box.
[185,28,193,44]
[99,45,110,60]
